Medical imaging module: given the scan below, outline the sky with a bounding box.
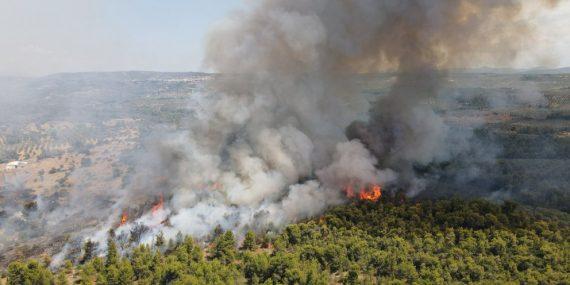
[0,0,243,76]
[0,0,569,76]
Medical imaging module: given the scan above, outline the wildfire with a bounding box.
[345,184,355,198]
[195,181,222,191]
[360,184,382,202]
[120,212,128,226]
[211,182,222,190]
[344,182,382,202]
[151,194,164,215]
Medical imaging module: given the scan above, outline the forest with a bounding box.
[3,196,569,284]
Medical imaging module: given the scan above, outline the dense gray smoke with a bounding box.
[131,0,557,240]
[197,1,553,202]
[3,0,558,263]
[114,1,556,240]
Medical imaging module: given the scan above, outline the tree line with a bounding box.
[4,197,569,284]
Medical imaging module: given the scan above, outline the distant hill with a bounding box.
[38,71,213,82]
[453,67,570,74]
[521,67,570,74]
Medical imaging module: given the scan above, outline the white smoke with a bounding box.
[50,0,560,263]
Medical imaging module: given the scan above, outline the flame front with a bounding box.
[359,184,382,202]
[345,184,355,198]
[120,212,128,226]
[151,194,164,215]
[344,182,382,202]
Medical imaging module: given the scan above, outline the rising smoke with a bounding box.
[120,0,555,239]
[95,0,559,253]
[3,0,560,263]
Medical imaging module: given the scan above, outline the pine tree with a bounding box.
[213,231,236,264]
[344,267,359,285]
[105,265,120,285]
[82,239,96,264]
[7,261,27,285]
[117,259,134,285]
[213,225,224,238]
[105,239,119,268]
[64,260,73,274]
[78,263,96,285]
[241,230,256,251]
[56,270,69,285]
[155,231,165,248]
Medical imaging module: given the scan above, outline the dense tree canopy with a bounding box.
[4,198,569,284]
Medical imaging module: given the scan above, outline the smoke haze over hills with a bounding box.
[0,0,568,267]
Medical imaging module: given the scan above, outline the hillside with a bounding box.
[0,70,569,279]
[3,197,569,284]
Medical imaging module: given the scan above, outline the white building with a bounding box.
[5,161,28,170]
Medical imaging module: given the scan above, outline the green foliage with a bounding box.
[105,239,119,268]
[212,231,236,265]
[241,230,257,251]
[117,259,134,285]
[6,199,570,284]
[155,231,165,248]
[7,261,28,285]
[130,245,155,281]
[81,239,96,264]
[78,262,96,285]
[63,260,73,274]
[7,259,54,285]
[55,270,69,285]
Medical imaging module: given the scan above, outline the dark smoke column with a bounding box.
[206,0,554,191]
[128,0,562,240]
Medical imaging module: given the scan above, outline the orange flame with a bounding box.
[151,194,164,215]
[360,184,382,202]
[344,182,382,202]
[195,181,223,191]
[120,212,128,226]
[345,184,355,198]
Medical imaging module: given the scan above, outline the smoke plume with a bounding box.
[116,0,558,242]
[4,0,560,263]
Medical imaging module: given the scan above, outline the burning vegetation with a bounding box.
[118,193,166,228]
[6,198,570,284]
[345,182,382,202]
[150,194,164,216]
[40,0,561,265]
[0,0,566,275]
[120,212,128,226]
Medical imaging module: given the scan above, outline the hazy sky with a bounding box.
[0,0,568,76]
